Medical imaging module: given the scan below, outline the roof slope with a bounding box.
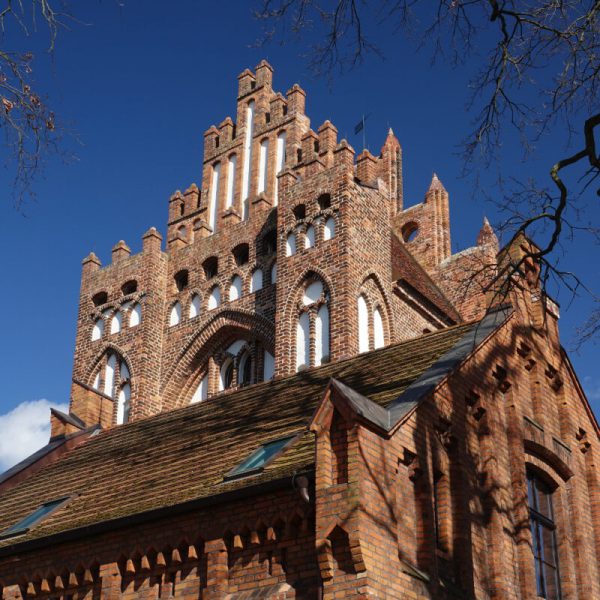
[391,234,461,322]
[0,323,476,550]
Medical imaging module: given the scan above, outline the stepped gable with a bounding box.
[0,322,474,551]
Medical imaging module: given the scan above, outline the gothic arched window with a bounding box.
[92,318,104,341]
[209,162,221,233]
[324,216,335,240]
[189,294,201,319]
[286,232,296,256]
[129,303,142,327]
[220,358,234,391]
[229,276,243,301]
[373,307,385,349]
[208,286,221,310]
[304,225,315,249]
[110,311,122,335]
[357,295,369,353]
[258,138,269,194]
[117,382,131,425]
[238,350,253,386]
[296,278,330,371]
[250,269,263,293]
[169,302,182,327]
[191,375,208,403]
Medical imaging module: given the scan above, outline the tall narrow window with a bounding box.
[110,311,122,335]
[191,376,208,403]
[286,233,296,256]
[296,279,329,371]
[296,312,310,371]
[258,138,269,194]
[104,353,118,397]
[274,130,286,204]
[117,383,131,425]
[324,216,335,240]
[92,318,104,341]
[229,276,243,301]
[250,269,263,293]
[315,304,330,365]
[226,154,237,209]
[169,302,182,327]
[528,470,561,600]
[305,225,315,249]
[220,358,234,391]
[238,350,253,386]
[373,307,385,349]
[358,295,369,353]
[209,162,221,233]
[241,100,255,219]
[189,294,201,319]
[264,350,275,381]
[208,287,221,310]
[129,303,142,327]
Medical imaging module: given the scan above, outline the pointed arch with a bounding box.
[160,308,275,406]
[358,270,395,342]
[169,301,182,326]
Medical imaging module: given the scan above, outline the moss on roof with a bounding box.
[0,322,475,548]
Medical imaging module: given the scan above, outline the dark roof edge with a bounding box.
[0,469,313,558]
[559,346,600,439]
[329,378,391,431]
[50,409,86,430]
[0,426,99,487]
[387,306,513,426]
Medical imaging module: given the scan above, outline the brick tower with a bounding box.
[69,60,490,428]
[1,61,600,600]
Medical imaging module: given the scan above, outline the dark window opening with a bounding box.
[250,80,256,90]
[528,469,561,600]
[215,137,220,148]
[179,202,185,217]
[226,436,295,479]
[233,243,250,266]
[317,193,331,210]
[314,141,319,153]
[283,105,288,116]
[0,497,70,540]
[203,256,218,280]
[293,204,306,221]
[297,148,302,164]
[265,112,271,124]
[121,280,137,296]
[92,291,108,306]
[263,230,277,255]
[174,270,189,292]
[239,353,253,387]
[223,361,234,390]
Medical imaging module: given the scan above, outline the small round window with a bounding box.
[402,222,419,243]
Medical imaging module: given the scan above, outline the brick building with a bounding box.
[0,61,599,599]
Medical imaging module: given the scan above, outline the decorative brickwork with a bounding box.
[1,61,599,600]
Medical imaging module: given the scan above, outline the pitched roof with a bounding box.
[391,234,461,322]
[0,322,480,551]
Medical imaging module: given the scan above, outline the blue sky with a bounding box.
[0,1,598,470]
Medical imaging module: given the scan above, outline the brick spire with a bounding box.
[477,216,499,250]
[427,172,446,193]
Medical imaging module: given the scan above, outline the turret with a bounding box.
[378,128,403,212]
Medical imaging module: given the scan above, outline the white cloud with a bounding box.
[583,376,600,402]
[0,399,68,473]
